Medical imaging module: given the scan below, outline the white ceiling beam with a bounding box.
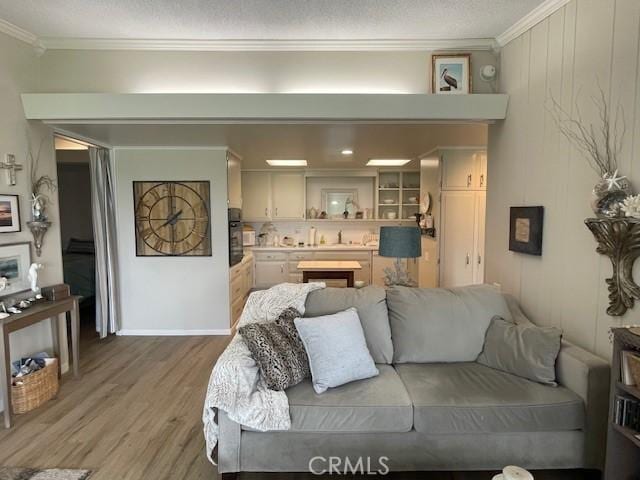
[22,93,508,122]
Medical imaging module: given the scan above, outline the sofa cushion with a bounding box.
[282,364,413,433]
[477,316,563,386]
[304,286,393,364]
[387,284,513,363]
[395,363,584,434]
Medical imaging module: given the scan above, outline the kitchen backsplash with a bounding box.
[246,221,413,246]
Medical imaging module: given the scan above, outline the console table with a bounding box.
[298,260,362,287]
[0,296,80,428]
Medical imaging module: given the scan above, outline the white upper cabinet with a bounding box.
[227,151,242,209]
[439,191,477,288]
[440,148,486,191]
[271,172,305,219]
[477,151,487,189]
[242,171,272,220]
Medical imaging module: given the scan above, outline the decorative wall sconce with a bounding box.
[26,220,51,257]
[585,217,640,316]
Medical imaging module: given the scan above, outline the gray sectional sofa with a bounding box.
[217,285,609,477]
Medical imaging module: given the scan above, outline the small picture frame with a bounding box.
[0,242,32,297]
[432,54,471,94]
[0,194,21,233]
[509,206,544,256]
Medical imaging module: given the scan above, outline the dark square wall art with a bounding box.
[509,206,544,256]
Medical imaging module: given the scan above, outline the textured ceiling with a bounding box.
[0,0,544,40]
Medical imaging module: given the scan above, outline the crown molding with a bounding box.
[0,17,38,46]
[38,37,497,52]
[496,0,571,47]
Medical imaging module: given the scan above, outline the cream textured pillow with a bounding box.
[294,307,379,394]
[477,316,562,386]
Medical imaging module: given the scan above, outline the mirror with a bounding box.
[321,189,359,218]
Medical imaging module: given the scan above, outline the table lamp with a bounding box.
[379,226,421,287]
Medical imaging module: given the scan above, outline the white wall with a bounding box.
[485,0,640,360]
[38,50,498,94]
[113,147,230,334]
[0,31,65,413]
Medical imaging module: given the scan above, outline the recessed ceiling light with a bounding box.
[266,159,308,167]
[366,159,412,167]
[341,149,354,155]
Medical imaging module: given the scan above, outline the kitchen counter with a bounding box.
[247,245,378,251]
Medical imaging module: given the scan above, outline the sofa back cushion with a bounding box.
[304,286,393,364]
[387,284,513,363]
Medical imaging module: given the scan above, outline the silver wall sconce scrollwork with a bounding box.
[585,217,640,316]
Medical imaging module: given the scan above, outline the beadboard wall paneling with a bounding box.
[486,0,640,360]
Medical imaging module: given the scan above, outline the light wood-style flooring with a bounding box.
[0,330,599,480]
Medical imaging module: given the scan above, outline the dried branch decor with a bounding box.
[547,87,625,177]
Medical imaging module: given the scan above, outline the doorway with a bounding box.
[55,135,96,339]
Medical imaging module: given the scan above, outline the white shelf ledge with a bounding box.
[22,93,508,122]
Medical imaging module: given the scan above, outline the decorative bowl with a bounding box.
[386,211,397,219]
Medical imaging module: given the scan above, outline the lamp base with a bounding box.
[383,257,416,287]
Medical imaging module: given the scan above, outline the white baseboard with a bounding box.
[116,328,231,336]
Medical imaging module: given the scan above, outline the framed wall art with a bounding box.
[509,206,544,256]
[432,54,471,94]
[0,194,21,233]
[133,181,211,257]
[0,242,32,297]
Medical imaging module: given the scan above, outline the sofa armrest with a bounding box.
[555,340,610,470]
[218,410,241,473]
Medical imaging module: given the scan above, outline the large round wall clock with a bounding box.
[133,181,211,256]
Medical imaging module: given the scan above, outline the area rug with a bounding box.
[0,467,91,480]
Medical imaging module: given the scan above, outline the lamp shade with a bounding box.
[379,226,421,258]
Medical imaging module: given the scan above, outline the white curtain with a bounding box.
[89,147,120,337]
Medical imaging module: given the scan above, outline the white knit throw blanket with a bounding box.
[202,282,325,463]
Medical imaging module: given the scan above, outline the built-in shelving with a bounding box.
[377,170,421,220]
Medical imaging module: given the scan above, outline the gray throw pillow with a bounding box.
[477,316,563,386]
[304,286,393,364]
[239,307,310,391]
[294,307,379,394]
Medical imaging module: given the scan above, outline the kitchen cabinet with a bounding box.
[377,170,420,220]
[254,261,288,288]
[254,249,373,288]
[473,191,486,284]
[241,171,305,221]
[242,171,271,220]
[229,253,254,329]
[227,151,242,209]
[440,148,486,191]
[439,191,485,288]
[271,172,305,219]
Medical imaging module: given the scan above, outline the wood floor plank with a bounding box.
[0,331,597,479]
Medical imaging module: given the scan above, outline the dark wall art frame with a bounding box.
[509,206,544,256]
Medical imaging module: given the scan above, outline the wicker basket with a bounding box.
[11,358,59,414]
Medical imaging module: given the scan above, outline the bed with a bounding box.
[62,238,95,302]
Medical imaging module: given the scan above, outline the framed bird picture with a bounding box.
[133,180,212,257]
[432,54,471,94]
